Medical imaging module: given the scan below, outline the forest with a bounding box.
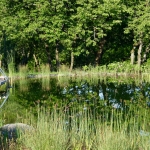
[0,0,150,72]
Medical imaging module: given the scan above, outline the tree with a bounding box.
[0,0,66,71]
[125,0,150,66]
[1,0,147,71]
[74,0,124,66]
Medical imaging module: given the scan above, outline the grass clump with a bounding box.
[14,107,150,150]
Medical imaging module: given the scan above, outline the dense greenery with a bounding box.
[0,0,150,71]
[1,77,150,149]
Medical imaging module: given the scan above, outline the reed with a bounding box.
[15,106,150,150]
[6,60,150,82]
[18,65,28,78]
[59,64,70,73]
[7,59,15,78]
[40,64,50,77]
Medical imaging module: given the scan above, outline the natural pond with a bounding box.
[1,76,150,135]
[1,76,150,149]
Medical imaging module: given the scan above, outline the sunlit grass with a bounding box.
[18,65,28,78]
[40,64,50,77]
[1,90,150,150]
[59,64,70,73]
[0,100,34,125]
[9,106,149,150]
[5,60,150,83]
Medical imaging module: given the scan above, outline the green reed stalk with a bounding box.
[40,64,50,77]
[15,106,150,150]
[18,65,28,78]
[7,54,15,78]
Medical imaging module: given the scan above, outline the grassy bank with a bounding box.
[5,60,150,79]
[5,106,149,150]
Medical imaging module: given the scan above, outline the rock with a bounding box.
[0,123,34,141]
[0,123,34,149]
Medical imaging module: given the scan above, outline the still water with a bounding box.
[1,76,150,133]
[10,77,150,109]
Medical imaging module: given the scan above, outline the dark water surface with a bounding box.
[10,77,150,109]
[2,76,150,133]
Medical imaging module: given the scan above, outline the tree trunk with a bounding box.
[95,39,106,65]
[45,44,52,71]
[33,54,40,71]
[70,51,74,72]
[130,48,135,65]
[137,40,143,66]
[55,42,60,72]
[142,44,150,63]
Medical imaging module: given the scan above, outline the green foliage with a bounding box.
[0,0,150,71]
[2,75,150,149]
[124,1,150,66]
[27,60,35,73]
[0,100,34,125]
[125,1,150,40]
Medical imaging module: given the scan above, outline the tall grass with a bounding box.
[18,65,28,78]
[59,64,70,73]
[40,64,50,77]
[6,52,16,90]
[13,106,150,150]
[6,60,150,82]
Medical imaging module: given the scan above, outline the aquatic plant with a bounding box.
[14,106,150,150]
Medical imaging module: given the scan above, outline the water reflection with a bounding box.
[0,77,148,135]
[7,79,149,123]
[11,77,150,111]
[61,79,150,110]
